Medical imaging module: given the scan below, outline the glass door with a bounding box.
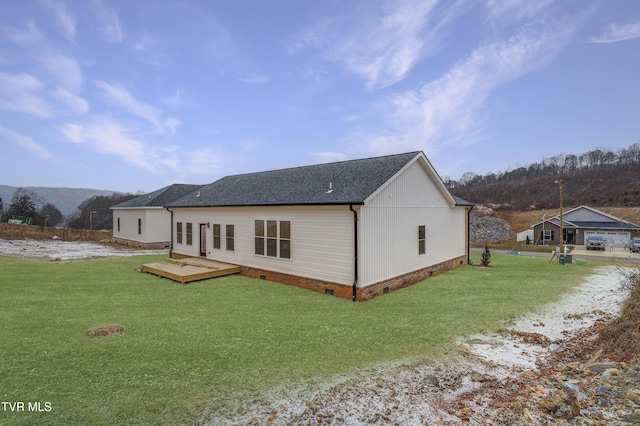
[199,223,207,257]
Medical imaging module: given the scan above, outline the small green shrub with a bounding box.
[481,245,492,266]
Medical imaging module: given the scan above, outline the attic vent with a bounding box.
[325,181,333,194]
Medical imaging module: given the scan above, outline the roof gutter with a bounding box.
[467,205,473,265]
[349,205,359,302]
[166,207,173,258]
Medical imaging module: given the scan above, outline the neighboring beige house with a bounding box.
[111,184,202,249]
[166,152,473,301]
[532,205,640,248]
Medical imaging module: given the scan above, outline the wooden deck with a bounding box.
[140,257,240,284]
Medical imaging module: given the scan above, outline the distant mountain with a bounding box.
[0,186,119,216]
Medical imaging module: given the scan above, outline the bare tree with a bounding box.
[7,188,40,218]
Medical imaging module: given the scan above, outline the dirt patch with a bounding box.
[86,325,125,337]
[600,269,640,361]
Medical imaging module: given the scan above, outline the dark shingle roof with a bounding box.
[570,221,640,230]
[453,195,474,206]
[111,184,203,208]
[169,152,428,207]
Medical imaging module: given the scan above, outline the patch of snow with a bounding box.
[0,239,167,261]
[459,266,628,369]
[198,266,633,425]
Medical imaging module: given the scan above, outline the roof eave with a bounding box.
[168,201,366,208]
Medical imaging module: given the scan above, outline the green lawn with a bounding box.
[0,252,593,425]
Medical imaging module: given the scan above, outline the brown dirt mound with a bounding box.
[600,269,640,361]
[86,324,125,337]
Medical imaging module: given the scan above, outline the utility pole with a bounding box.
[90,211,97,230]
[555,180,564,260]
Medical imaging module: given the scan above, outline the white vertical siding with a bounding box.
[112,208,170,243]
[171,205,355,285]
[143,209,171,242]
[359,159,466,286]
[112,209,141,241]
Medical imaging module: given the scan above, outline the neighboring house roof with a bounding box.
[453,195,474,206]
[111,184,204,209]
[532,205,640,230]
[169,151,462,208]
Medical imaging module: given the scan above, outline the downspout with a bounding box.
[349,205,359,302]
[166,207,173,258]
[467,205,473,265]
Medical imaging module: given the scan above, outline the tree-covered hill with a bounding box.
[449,144,640,210]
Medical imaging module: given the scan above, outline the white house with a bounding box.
[167,152,473,301]
[111,184,202,249]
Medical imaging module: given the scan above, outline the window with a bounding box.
[266,220,277,257]
[280,221,291,259]
[213,224,221,249]
[177,222,183,244]
[544,230,554,241]
[226,225,234,251]
[186,223,193,245]
[117,218,120,232]
[418,225,426,255]
[255,219,291,259]
[138,218,142,235]
[255,220,265,255]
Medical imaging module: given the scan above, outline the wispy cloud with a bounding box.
[238,74,271,84]
[362,12,588,155]
[52,88,89,114]
[132,32,154,51]
[590,18,640,43]
[94,81,180,133]
[0,20,44,45]
[40,51,84,94]
[0,125,59,161]
[0,72,53,117]
[60,118,222,175]
[313,151,349,163]
[1,19,87,112]
[484,0,554,26]
[294,0,472,90]
[162,90,184,108]
[60,119,153,171]
[43,0,77,42]
[180,146,223,174]
[90,0,124,43]
[333,0,439,90]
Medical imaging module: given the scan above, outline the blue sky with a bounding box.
[1,0,639,193]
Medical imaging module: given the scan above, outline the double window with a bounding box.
[212,224,234,251]
[255,220,291,259]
